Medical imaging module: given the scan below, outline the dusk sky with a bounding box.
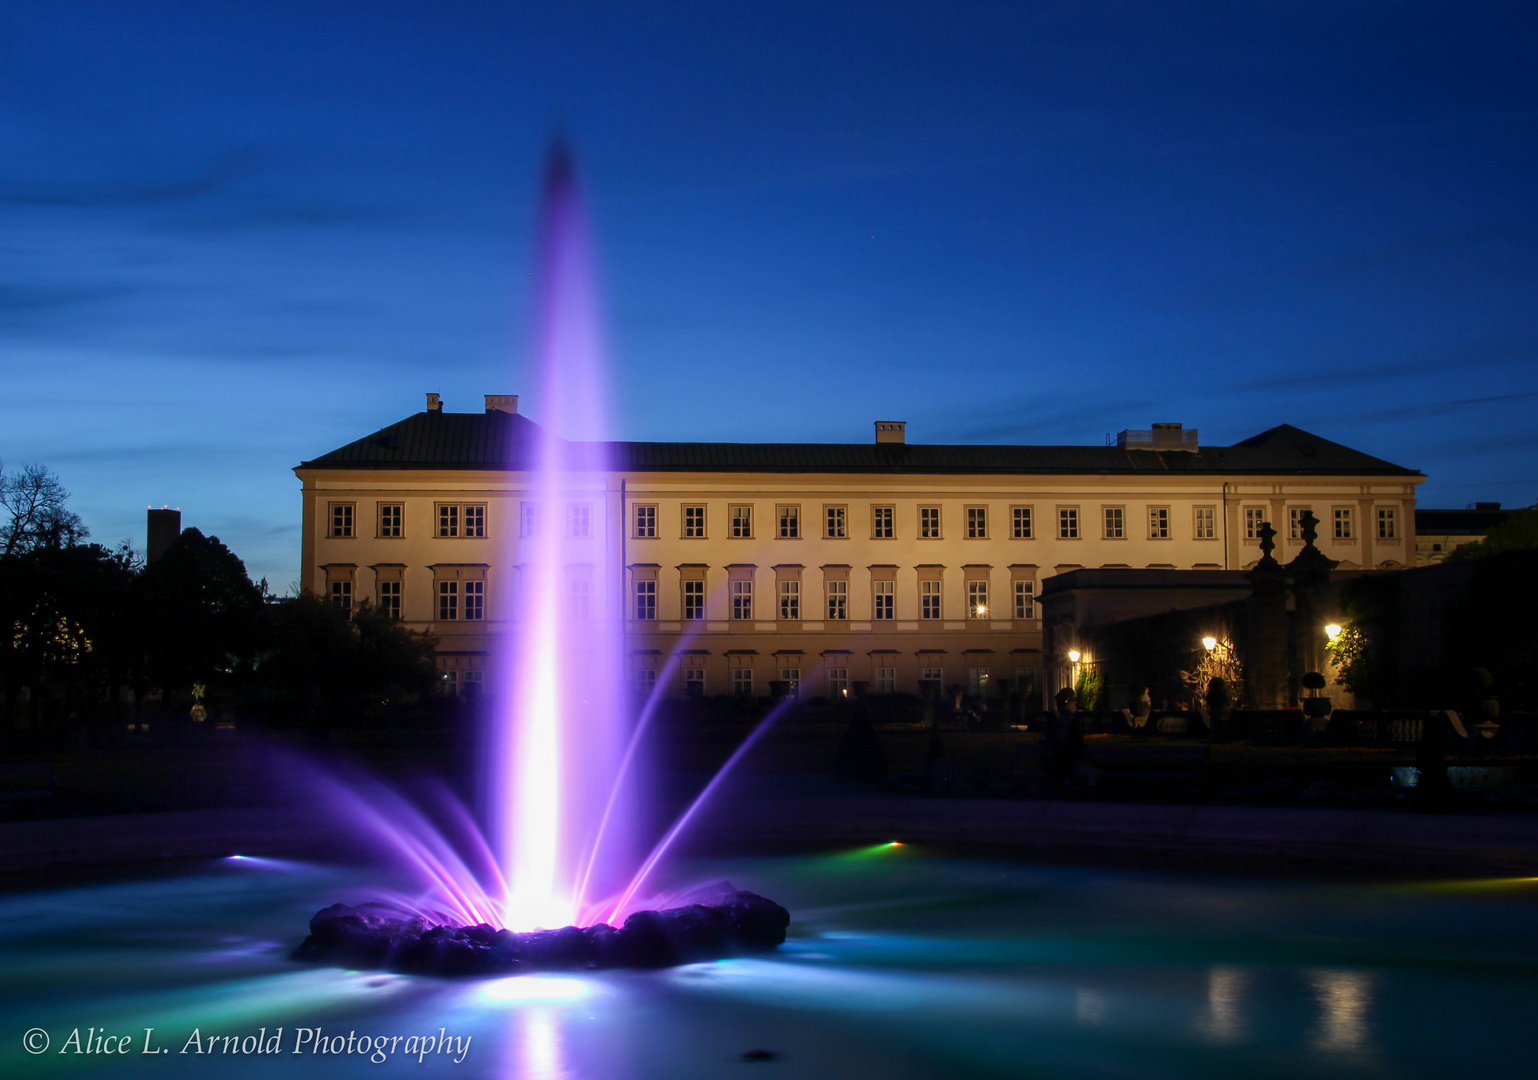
[3,1,1535,587]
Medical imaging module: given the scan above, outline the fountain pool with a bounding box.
[4,845,1535,1078]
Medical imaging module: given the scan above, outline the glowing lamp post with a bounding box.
[1201,636,1218,652]
[1324,624,1343,643]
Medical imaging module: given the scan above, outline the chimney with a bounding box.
[485,394,519,414]
[426,393,442,412]
[875,420,907,444]
[146,507,181,564]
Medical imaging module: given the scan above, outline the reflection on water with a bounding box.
[517,1008,567,1080]
[1308,969,1374,1055]
[1074,988,1105,1025]
[1201,966,1249,1043]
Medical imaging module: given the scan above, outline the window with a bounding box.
[1103,506,1124,539]
[1378,508,1397,539]
[464,505,485,538]
[438,504,460,538]
[872,505,894,539]
[1334,508,1353,539]
[330,503,354,538]
[730,505,753,538]
[683,505,706,538]
[777,505,800,539]
[1289,508,1309,540]
[634,505,657,538]
[968,667,990,696]
[464,580,485,620]
[636,668,656,696]
[462,670,483,698]
[826,505,847,539]
[569,504,590,538]
[330,579,352,615]
[826,580,848,620]
[378,503,402,538]
[873,579,894,620]
[731,579,753,620]
[732,668,754,697]
[1013,580,1035,620]
[520,503,539,538]
[1059,508,1079,539]
[1148,507,1170,539]
[634,580,656,620]
[778,580,800,620]
[437,581,458,621]
[684,666,705,695]
[569,579,589,620]
[921,579,942,620]
[780,668,801,695]
[967,580,988,619]
[966,507,987,539]
[378,579,401,620]
[683,579,705,620]
[828,668,850,697]
[1013,507,1033,539]
[439,669,458,696]
[920,506,941,538]
[1195,507,1216,540]
[875,667,896,694]
[1245,507,1266,540]
[920,665,943,684]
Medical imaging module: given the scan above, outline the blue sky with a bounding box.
[2,1,1535,587]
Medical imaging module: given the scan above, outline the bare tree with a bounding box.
[0,462,88,556]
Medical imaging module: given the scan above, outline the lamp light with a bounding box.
[1067,649,1081,663]
[1324,624,1343,643]
[1201,636,1218,651]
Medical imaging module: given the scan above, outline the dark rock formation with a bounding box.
[293,883,790,976]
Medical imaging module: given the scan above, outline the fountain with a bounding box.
[293,141,789,975]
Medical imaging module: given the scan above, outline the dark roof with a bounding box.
[299,415,1420,477]
[1415,507,1512,535]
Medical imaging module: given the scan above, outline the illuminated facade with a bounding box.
[296,396,1423,700]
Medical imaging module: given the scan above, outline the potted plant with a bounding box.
[1301,671,1332,719]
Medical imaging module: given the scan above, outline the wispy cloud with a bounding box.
[0,150,266,208]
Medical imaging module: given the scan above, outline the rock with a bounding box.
[293,889,790,977]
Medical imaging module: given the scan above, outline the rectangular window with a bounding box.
[462,670,483,698]
[1103,506,1124,539]
[872,505,894,539]
[636,668,657,695]
[1334,508,1353,539]
[966,507,987,538]
[683,505,706,538]
[438,504,459,538]
[378,503,402,538]
[919,506,941,538]
[378,579,401,620]
[683,666,705,695]
[777,505,800,539]
[731,579,753,620]
[683,579,705,620]
[520,503,539,538]
[634,505,657,538]
[437,581,458,621]
[921,579,942,620]
[873,579,894,620]
[778,580,800,620]
[330,503,354,538]
[920,665,942,684]
[1289,508,1309,540]
[440,669,458,696]
[826,579,848,620]
[732,668,753,697]
[967,667,989,696]
[1148,507,1170,539]
[1377,508,1397,539]
[568,504,590,538]
[1195,507,1216,540]
[1013,506,1033,539]
[464,580,485,620]
[967,579,989,619]
[1059,508,1079,539]
[875,667,896,694]
[569,579,589,620]
[825,505,847,539]
[330,579,352,615]
[730,505,753,538]
[780,668,801,695]
[634,580,656,620]
[464,505,486,538]
[828,668,850,697]
[1014,580,1035,620]
[1245,507,1266,540]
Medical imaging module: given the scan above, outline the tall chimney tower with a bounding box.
[147,507,181,564]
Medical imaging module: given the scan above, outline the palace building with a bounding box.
[295,394,1423,701]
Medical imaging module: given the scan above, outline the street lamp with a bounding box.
[1324,624,1342,643]
[1201,636,1218,652]
[1067,649,1081,663]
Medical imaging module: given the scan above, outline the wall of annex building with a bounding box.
[297,466,1421,696]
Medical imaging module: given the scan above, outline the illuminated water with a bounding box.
[4,849,1535,1078]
